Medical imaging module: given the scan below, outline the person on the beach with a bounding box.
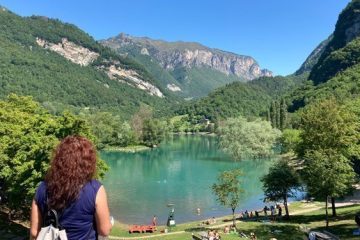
[245,210,249,218]
[270,205,275,216]
[152,215,157,226]
[263,205,269,216]
[277,205,282,217]
[250,232,257,240]
[224,225,230,234]
[214,230,221,240]
[208,229,215,240]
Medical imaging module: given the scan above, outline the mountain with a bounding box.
[295,36,332,75]
[309,0,360,84]
[289,0,360,111]
[179,0,360,121]
[101,33,272,98]
[0,7,176,118]
[177,73,307,121]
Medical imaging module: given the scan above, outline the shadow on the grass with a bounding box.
[238,224,306,240]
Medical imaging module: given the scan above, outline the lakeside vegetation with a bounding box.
[105,202,360,239]
[1,0,360,239]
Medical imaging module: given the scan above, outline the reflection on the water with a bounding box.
[101,135,276,224]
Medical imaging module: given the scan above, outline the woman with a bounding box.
[30,136,112,240]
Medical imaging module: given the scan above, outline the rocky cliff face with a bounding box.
[36,37,99,66]
[309,0,360,84]
[102,33,272,81]
[36,37,164,97]
[295,36,332,75]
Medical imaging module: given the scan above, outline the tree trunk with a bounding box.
[325,196,329,228]
[331,197,336,217]
[284,195,290,219]
[232,208,236,229]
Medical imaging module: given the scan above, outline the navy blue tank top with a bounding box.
[35,179,102,240]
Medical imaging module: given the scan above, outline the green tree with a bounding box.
[0,94,108,213]
[303,149,355,227]
[280,129,301,154]
[270,101,277,128]
[280,99,287,130]
[218,117,281,160]
[261,159,301,219]
[212,169,243,228]
[81,111,136,148]
[276,101,281,129]
[297,98,359,218]
[142,119,165,147]
[130,105,153,141]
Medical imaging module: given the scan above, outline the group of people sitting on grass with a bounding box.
[207,229,221,240]
[204,216,217,225]
[238,204,283,221]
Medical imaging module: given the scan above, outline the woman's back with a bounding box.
[35,179,102,240]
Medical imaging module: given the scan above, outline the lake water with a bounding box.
[101,135,276,225]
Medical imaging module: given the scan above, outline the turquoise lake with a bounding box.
[101,135,276,225]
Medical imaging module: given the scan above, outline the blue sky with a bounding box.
[0,0,351,75]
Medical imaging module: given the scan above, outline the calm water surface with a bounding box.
[101,135,275,225]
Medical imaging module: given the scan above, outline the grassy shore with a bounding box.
[103,145,150,152]
[109,201,360,240]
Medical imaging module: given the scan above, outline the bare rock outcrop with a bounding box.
[106,65,164,97]
[102,33,272,81]
[36,38,99,66]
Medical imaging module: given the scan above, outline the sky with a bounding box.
[0,0,351,76]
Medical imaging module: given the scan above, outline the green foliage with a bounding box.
[280,129,301,154]
[0,94,108,212]
[302,149,355,227]
[261,159,301,218]
[142,119,166,147]
[169,115,212,133]
[249,76,300,98]
[218,117,281,160]
[176,73,306,125]
[178,82,272,121]
[175,67,243,98]
[0,9,174,119]
[309,0,360,84]
[80,111,136,149]
[288,63,360,112]
[212,169,243,227]
[297,98,359,227]
[303,149,355,200]
[268,99,288,130]
[297,98,360,158]
[310,37,360,85]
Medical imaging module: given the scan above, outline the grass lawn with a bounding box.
[109,202,360,240]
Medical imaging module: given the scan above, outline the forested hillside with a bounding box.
[288,0,360,112]
[309,0,360,84]
[0,8,175,118]
[180,0,360,123]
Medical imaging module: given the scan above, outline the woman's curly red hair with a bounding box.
[45,135,97,210]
